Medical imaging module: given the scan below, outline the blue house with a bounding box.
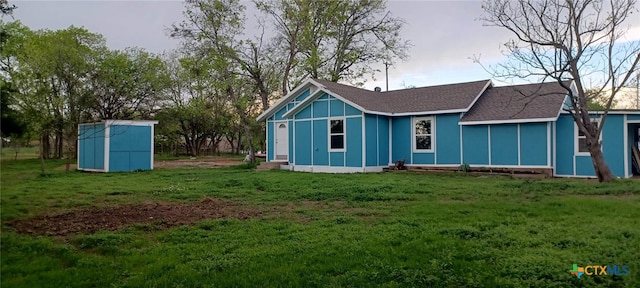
[77,120,158,172]
[257,79,640,178]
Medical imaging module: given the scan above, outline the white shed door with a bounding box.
[275,122,288,161]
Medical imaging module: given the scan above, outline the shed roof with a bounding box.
[460,81,570,124]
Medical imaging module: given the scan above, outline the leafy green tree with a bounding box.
[256,0,409,92]
[0,21,28,139]
[2,23,106,173]
[0,81,25,137]
[88,47,170,120]
[157,52,232,156]
[172,0,261,161]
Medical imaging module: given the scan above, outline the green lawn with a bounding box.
[1,159,639,287]
[0,146,39,161]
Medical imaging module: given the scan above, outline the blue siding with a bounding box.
[109,125,152,172]
[111,151,150,172]
[627,114,640,121]
[78,123,105,170]
[79,125,93,169]
[313,120,329,165]
[462,126,489,165]
[330,152,344,166]
[345,104,361,116]
[519,123,548,166]
[267,121,274,161]
[346,117,363,167]
[289,96,366,168]
[575,156,595,176]
[490,124,518,165]
[288,96,365,169]
[312,100,328,118]
[294,88,311,102]
[365,114,378,166]
[297,106,312,119]
[413,153,435,164]
[555,114,627,177]
[602,115,625,176]
[555,115,574,175]
[294,121,312,165]
[274,106,288,121]
[436,114,461,164]
[378,116,390,166]
[110,126,150,152]
[330,100,344,117]
[391,117,412,164]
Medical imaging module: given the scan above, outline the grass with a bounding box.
[1,146,39,161]
[1,159,640,287]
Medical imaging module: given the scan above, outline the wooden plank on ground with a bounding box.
[632,146,640,175]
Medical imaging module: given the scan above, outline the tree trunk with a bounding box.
[39,141,46,175]
[587,138,615,182]
[41,132,50,159]
[241,120,255,162]
[182,134,194,156]
[235,131,242,155]
[56,131,63,159]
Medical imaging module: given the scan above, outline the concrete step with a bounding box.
[257,161,287,171]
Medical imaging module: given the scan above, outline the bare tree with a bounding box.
[480,0,640,182]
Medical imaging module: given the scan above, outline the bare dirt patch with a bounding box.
[154,158,241,169]
[5,198,261,236]
[57,157,242,171]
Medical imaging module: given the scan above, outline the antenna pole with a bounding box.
[636,71,639,109]
[385,62,389,91]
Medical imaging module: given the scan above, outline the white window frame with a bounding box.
[329,118,346,152]
[413,116,435,152]
[575,118,601,156]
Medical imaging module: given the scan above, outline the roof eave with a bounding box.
[280,80,375,118]
[257,78,321,121]
[459,117,558,126]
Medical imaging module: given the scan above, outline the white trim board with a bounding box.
[459,117,558,126]
[291,165,384,173]
[80,120,158,127]
[104,124,110,172]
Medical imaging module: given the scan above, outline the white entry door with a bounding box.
[275,121,288,160]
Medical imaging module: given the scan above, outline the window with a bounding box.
[414,117,433,151]
[330,119,345,150]
[576,119,600,154]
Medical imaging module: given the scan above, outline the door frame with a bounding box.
[274,121,289,161]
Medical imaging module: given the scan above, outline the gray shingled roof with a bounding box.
[313,78,490,114]
[460,81,569,123]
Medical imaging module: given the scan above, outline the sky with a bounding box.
[8,0,640,93]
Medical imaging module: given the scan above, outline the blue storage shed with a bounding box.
[77,120,158,172]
